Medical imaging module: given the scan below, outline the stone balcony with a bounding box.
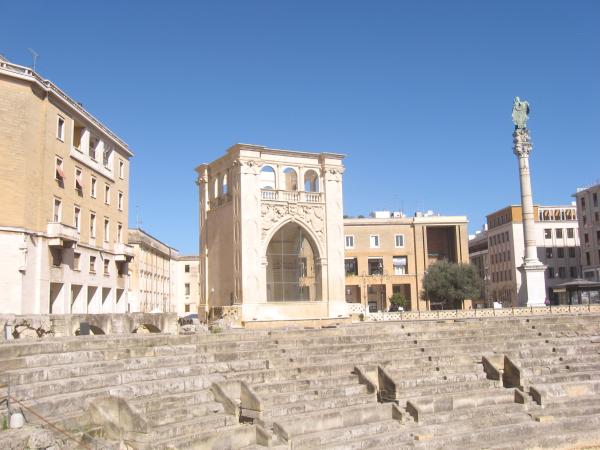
[261,189,324,204]
[47,222,79,248]
[114,243,135,262]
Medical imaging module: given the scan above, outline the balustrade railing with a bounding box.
[261,189,324,203]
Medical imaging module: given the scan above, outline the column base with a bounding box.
[518,261,547,307]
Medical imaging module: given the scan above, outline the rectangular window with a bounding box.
[185,283,190,296]
[50,247,62,267]
[91,177,97,198]
[103,146,112,169]
[119,160,125,179]
[568,247,576,258]
[548,267,555,278]
[104,259,110,275]
[185,264,190,273]
[567,228,574,239]
[558,267,566,279]
[53,198,62,222]
[75,168,83,192]
[57,116,65,141]
[557,247,564,258]
[345,258,358,276]
[104,218,109,242]
[345,235,354,249]
[185,304,190,313]
[545,248,553,258]
[73,252,81,271]
[118,192,123,211]
[368,258,383,275]
[585,233,589,244]
[55,157,65,182]
[556,228,563,239]
[74,206,81,231]
[369,235,380,248]
[89,136,97,160]
[583,216,587,226]
[544,229,552,239]
[570,266,577,278]
[117,223,123,244]
[104,185,110,204]
[586,252,591,265]
[89,255,96,273]
[394,234,405,248]
[595,212,599,223]
[593,192,598,207]
[90,212,96,238]
[393,256,408,275]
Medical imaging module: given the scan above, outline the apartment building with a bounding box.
[574,184,600,281]
[467,228,489,308]
[0,57,134,314]
[128,228,179,313]
[175,256,200,314]
[343,212,470,312]
[484,205,580,306]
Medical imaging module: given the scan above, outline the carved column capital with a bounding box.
[513,128,532,157]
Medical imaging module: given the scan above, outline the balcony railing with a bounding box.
[115,243,135,261]
[261,189,324,203]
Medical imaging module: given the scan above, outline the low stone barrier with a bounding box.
[0,312,178,341]
[364,304,600,322]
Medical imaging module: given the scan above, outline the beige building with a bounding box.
[175,256,200,314]
[574,184,600,281]
[343,212,470,312]
[0,57,134,314]
[196,143,346,322]
[467,227,489,308]
[127,228,179,313]
[483,204,580,306]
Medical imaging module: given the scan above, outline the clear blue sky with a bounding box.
[2,1,598,254]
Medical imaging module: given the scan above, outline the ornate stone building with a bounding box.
[196,144,346,322]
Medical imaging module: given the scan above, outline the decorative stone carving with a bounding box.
[261,202,326,244]
[234,159,262,175]
[321,166,345,182]
[512,128,532,157]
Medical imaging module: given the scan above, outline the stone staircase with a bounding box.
[0,314,599,449]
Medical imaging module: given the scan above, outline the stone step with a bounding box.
[266,391,376,419]
[397,379,500,405]
[263,382,368,407]
[413,401,526,426]
[273,402,396,438]
[145,401,225,425]
[290,418,405,449]
[130,389,215,413]
[252,374,359,395]
[405,387,516,420]
[148,423,258,450]
[529,379,600,405]
[225,361,357,385]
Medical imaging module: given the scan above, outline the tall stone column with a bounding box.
[513,126,546,306]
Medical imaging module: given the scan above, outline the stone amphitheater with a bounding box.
[1,312,600,449]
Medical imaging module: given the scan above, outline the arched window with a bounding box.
[222,173,228,195]
[304,170,319,192]
[260,166,276,189]
[283,168,298,191]
[266,223,321,302]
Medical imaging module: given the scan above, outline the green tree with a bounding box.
[422,261,483,310]
[388,293,409,311]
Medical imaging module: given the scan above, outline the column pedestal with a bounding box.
[518,261,547,307]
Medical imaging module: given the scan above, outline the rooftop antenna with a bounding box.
[136,204,142,229]
[27,48,38,72]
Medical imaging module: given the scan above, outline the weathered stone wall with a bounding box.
[0,312,178,341]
